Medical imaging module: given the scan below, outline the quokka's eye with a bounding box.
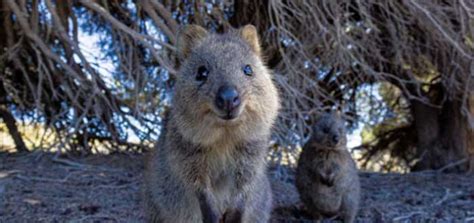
[196,66,209,82]
[243,64,253,76]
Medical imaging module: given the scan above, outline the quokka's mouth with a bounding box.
[324,139,343,148]
[220,112,238,120]
[218,110,240,121]
[213,104,245,122]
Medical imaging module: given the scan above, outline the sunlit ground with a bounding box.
[0,119,408,172]
[0,122,147,155]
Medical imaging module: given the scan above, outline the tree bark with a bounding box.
[468,94,474,173]
[411,99,474,172]
[0,107,28,152]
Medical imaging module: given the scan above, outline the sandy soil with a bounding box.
[1,152,473,222]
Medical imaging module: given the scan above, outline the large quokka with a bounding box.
[296,113,360,223]
[143,24,280,223]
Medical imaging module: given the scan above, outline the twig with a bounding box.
[74,215,118,223]
[433,188,450,206]
[0,170,22,178]
[79,0,176,74]
[432,188,464,207]
[392,211,425,221]
[52,157,90,169]
[437,158,468,173]
[52,156,121,172]
[96,181,138,189]
[15,173,72,183]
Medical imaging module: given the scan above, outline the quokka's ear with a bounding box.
[177,25,208,60]
[239,24,261,56]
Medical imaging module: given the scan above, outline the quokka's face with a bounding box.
[179,39,260,122]
[174,25,279,128]
[312,113,347,149]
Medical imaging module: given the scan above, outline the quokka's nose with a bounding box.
[215,85,241,112]
[332,134,340,144]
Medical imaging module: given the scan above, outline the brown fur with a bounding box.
[296,113,360,223]
[143,24,280,223]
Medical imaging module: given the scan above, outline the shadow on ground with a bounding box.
[1,152,473,222]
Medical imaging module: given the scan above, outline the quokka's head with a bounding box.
[173,24,279,145]
[310,113,347,149]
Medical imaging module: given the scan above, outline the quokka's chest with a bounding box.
[206,150,240,184]
[206,152,244,205]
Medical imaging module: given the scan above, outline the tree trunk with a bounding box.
[411,99,474,172]
[0,107,28,152]
[468,94,474,173]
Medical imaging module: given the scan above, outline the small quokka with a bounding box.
[296,113,360,223]
[143,24,280,223]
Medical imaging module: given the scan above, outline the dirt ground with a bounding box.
[1,152,473,223]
